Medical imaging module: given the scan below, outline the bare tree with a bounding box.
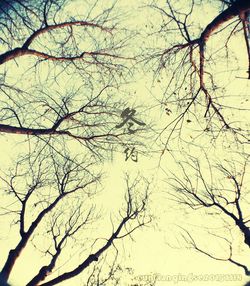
[0,2,153,285]
[144,0,250,149]
[0,0,131,67]
[140,0,250,278]
[167,152,250,275]
[0,0,149,160]
[0,150,151,285]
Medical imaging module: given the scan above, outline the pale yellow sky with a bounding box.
[0,1,249,286]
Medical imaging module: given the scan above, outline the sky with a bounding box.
[0,0,249,286]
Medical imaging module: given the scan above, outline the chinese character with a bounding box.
[124,147,138,162]
[116,107,146,134]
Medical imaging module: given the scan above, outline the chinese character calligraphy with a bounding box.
[124,147,138,162]
[116,107,146,162]
[115,107,146,134]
